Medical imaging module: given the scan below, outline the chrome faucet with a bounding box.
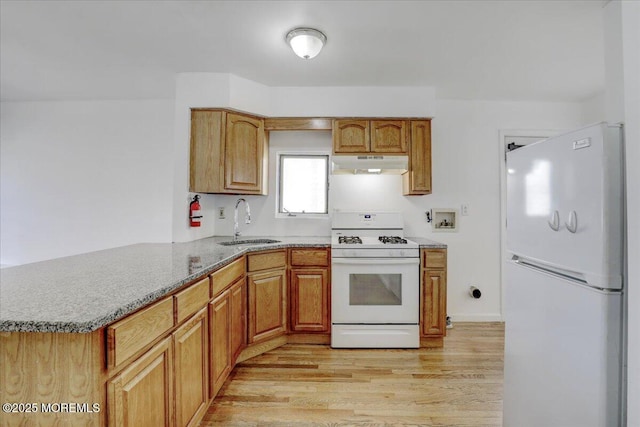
[234,198,251,240]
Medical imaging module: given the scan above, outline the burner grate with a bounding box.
[338,236,362,244]
[378,236,408,244]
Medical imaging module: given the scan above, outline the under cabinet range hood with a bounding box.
[331,155,408,175]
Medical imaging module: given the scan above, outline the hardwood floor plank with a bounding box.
[199,322,504,426]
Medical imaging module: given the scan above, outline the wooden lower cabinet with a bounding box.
[420,249,447,338]
[173,307,209,427]
[0,330,106,427]
[209,277,247,398]
[290,268,329,332]
[209,289,231,397]
[248,269,287,343]
[230,278,247,363]
[107,297,174,370]
[107,336,173,427]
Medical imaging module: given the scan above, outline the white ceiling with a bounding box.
[0,0,605,102]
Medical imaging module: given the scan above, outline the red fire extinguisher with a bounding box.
[189,195,202,227]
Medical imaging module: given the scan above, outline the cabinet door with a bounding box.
[290,268,329,333]
[174,308,208,427]
[333,119,370,153]
[209,290,231,397]
[421,269,446,337]
[371,120,407,153]
[107,337,173,427]
[230,278,247,363]
[224,113,265,193]
[248,269,287,343]
[403,120,432,195]
[190,109,224,193]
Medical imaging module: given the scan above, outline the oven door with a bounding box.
[331,257,420,324]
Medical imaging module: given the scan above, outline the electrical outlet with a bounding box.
[218,207,226,219]
[461,203,469,216]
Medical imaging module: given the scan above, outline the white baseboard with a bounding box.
[448,313,504,322]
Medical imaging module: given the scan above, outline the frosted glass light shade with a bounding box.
[286,28,326,59]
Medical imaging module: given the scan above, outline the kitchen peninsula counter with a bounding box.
[0,236,330,333]
[0,235,446,334]
[1,235,447,427]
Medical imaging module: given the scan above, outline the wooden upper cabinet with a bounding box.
[190,110,222,193]
[333,119,408,154]
[190,109,267,195]
[224,113,266,193]
[403,120,432,195]
[333,119,370,153]
[371,120,407,153]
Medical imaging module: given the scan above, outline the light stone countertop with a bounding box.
[407,237,448,249]
[0,235,445,333]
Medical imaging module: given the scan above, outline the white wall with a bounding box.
[269,86,436,117]
[580,91,606,124]
[0,100,175,266]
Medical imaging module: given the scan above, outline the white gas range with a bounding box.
[331,212,420,348]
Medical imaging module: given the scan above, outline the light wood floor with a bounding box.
[200,322,504,426]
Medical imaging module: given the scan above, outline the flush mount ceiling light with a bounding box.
[286,27,327,59]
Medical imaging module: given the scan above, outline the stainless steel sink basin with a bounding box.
[218,239,281,246]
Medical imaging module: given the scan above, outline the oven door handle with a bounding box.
[331,258,420,265]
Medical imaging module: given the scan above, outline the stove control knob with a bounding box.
[399,250,406,257]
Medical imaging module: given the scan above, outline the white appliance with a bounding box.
[331,155,408,175]
[504,122,625,427]
[331,211,420,348]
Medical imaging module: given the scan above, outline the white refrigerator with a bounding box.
[504,122,625,427]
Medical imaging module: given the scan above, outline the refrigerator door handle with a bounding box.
[548,210,560,231]
[566,210,578,233]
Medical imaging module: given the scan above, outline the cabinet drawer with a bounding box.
[422,249,447,269]
[107,297,174,368]
[290,248,329,267]
[174,277,210,323]
[211,257,245,296]
[247,250,286,272]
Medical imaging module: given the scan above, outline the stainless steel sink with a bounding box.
[218,239,281,246]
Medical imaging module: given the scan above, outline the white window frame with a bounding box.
[275,152,330,219]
